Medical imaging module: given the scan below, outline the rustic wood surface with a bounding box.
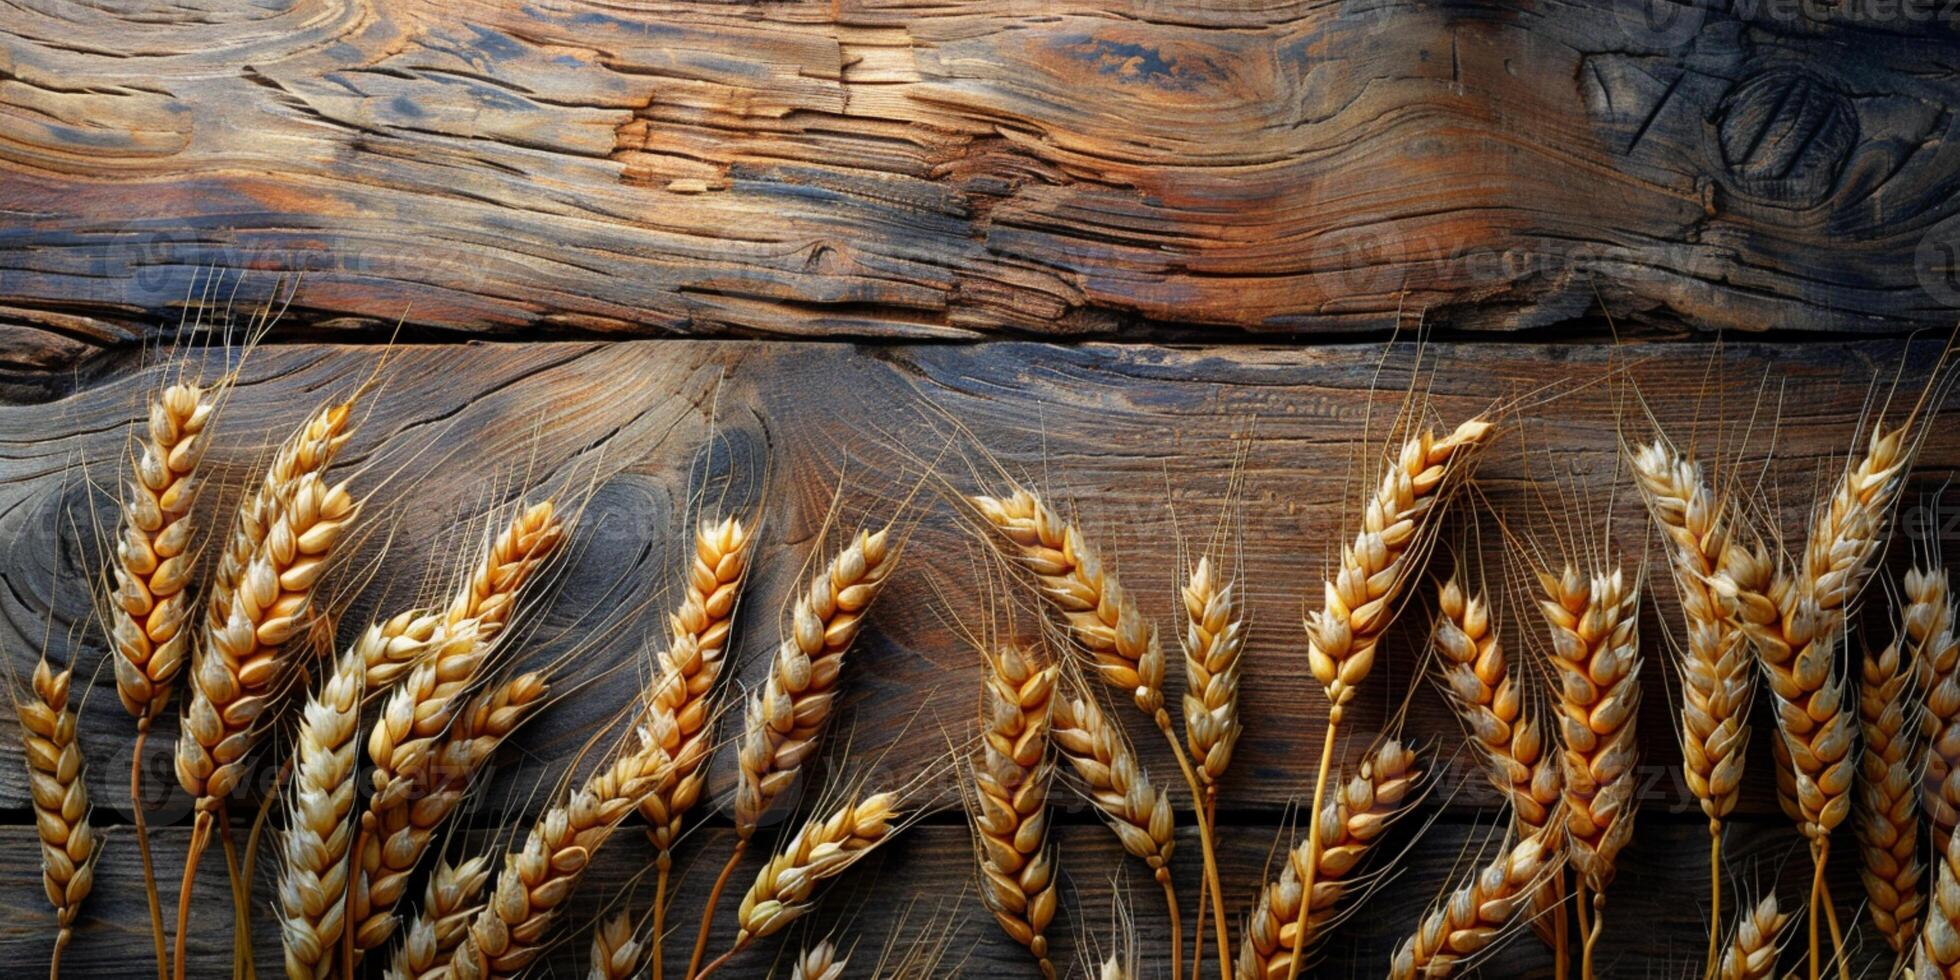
[0,338,1954,975]
[4,0,1960,357]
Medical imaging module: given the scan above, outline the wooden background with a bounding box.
[4,1,1960,977]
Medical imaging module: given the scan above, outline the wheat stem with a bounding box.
[131,725,165,980]
[686,839,747,980]
[1708,827,1722,980]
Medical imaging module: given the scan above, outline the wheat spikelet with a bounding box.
[1923,819,1960,976]
[1049,688,1175,879]
[443,501,564,639]
[1537,563,1642,894]
[790,939,847,980]
[970,644,1059,978]
[585,908,646,980]
[735,792,902,944]
[969,488,1166,718]
[357,608,447,692]
[110,381,218,722]
[1387,831,1555,979]
[350,670,549,956]
[176,468,360,804]
[1307,417,1493,715]
[449,740,671,980]
[1630,441,1755,824]
[278,641,366,979]
[733,526,895,835]
[1857,630,1926,954]
[1718,894,1789,980]
[1235,739,1423,980]
[637,516,754,851]
[17,657,98,970]
[1909,568,1960,845]
[1183,556,1245,788]
[385,856,490,980]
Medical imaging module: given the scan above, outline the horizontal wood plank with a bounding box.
[4,2,1960,359]
[0,817,1886,977]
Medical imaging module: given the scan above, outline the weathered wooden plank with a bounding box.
[0,817,1886,977]
[3,2,1959,358]
[1,338,1955,832]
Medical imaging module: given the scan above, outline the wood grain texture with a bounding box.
[0,338,1953,973]
[3,1,1960,360]
[0,817,1888,977]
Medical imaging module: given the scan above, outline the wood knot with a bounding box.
[1713,68,1857,207]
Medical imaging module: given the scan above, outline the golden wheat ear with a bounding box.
[583,906,649,980]
[1387,829,1559,979]
[1236,738,1425,980]
[789,938,848,980]
[1856,618,1928,957]
[1911,566,1960,847]
[967,644,1059,979]
[15,656,100,978]
[1714,893,1791,980]
[387,856,492,980]
[276,640,366,979]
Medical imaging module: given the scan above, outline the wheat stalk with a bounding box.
[1387,830,1556,979]
[1910,568,1960,847]
[1431,574,1563,952]
[385,856,491,980]
[970,644,1059,979]
[636,517,752,980]
[112,379,222,980]
[1630,440,1757,974]
[278,640,366,979]
[585,908,647,980]
[1291,415,1494,980]
[1536,562,1641,979]
[1718,894,1790,980]
[733,526,895,834]
[17,657,98,978]
[1857,628,1926,955]
[1236,739,1423,980]
[970,486,1232,979]
[348,502,564,959]
[790,939,847,980]
[448,740,672,980]
[1715,421,1914,980]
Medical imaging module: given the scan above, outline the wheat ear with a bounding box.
[684,525,893,979]
[585,908,647,980]
[448,740,672,980]
[733,526,895,834]
[348,502,564,959]
[385,856,491,980]
[1630,440,1756,974]
[1432,574,1564,952]
[970,645,1059,979]
[170,396,358,980]
[970,487,1229,979]
[1537,562,1642,980]
[1291,416,1493,980]
[1718,894,1789,980]
[1050,684,1175,866]
[1236,739,1423,980]
[791,939,846,980]
[691,793,902,978]
[17,657,98,979]
[1716,421,1912,980]
[1910,568,1960,848]
[112,380,219,980]
[1857,626,1927,955]
[636,517,752,980]
[1927,816,1960,977]
[1388,830,1556,979]
[1182,554,1245,980]
[278,640,367,979]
